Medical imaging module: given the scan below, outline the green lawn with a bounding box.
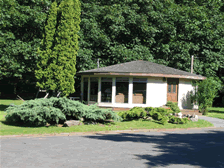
[207,107,224,119]
[0,99,214,136]
[0,99,24,120]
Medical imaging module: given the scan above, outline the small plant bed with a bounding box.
[3,97,121,127]
[206,107,224,120]
[0,118,213,136]
[0,99,214,136]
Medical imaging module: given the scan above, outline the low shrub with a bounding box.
[52,97,86,120]
[144,107,154,112]
[168,115,190,124]
[145,106,189,125]
[84,104,122,122]
[149,109,171,125]
[168,115,177,123]
[117,107,147,120]
[166,101,180,113]
[5,97,121,126]
[182,117,189,124]
[5,103,66,126]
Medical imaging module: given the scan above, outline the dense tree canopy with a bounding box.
[0,0,223,100]
[78,0,224,80]
[0,0,52,79]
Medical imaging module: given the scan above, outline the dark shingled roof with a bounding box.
[78,60,205,79]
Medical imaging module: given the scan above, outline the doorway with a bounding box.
[167,78,179,102]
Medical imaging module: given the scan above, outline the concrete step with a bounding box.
[181,109,202,116]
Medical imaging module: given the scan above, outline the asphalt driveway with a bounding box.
[199,116,224,127]
[1,127,224,168]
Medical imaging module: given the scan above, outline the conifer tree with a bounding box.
[35,0,81,96]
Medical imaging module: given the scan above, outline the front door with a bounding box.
[167,78,179,102]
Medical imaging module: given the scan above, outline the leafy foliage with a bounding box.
[5,102,66,126]
[146,107,172,125]
[145,107,189,125]
[144,107,154,113]
[166,101,180,113]
[0,0,52,79]
[5,97,121,126]
[117,107,147,120]
[35,0,81,96]
[78,0,224,82]
[84,104,122,122]
[191,77,222,115]
[1,0,224,101]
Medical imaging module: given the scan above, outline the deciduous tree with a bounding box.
[191,77,222,115]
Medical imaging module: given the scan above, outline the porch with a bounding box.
[80,74,189,110]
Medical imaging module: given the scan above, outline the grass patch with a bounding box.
[207,107,224,119]
[0,99,24,120]
[208,107,224,113]
[0,99,214,136]
[0,118,213,136]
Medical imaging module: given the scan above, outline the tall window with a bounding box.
[83,77,88,103]
[133,78,147,104]
[101,77,112,102]
[116,77,129,103]
[90,77,98,103]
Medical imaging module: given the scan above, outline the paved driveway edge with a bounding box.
[1,126,221,139]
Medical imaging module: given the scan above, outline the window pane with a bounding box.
[133,78,146,104]
[90,77,98,102]
[101,77,112,102]
[83,77,88,103]
[173,84,176,93]
[168,84,171,93]
[133,78,147,83]
[116,77,129,103]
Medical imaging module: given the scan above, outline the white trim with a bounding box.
[128,77,133,105]
[87,77,90,105]
[146,77,150,105]
[98,77,101,104]
[112,77,116,104]
[98,102,149,108]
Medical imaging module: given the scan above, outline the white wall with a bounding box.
[146,77,167,107]
[178,79,198,109]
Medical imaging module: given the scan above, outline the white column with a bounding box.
[98,77,101,104]
[81,76,84,102]
[87,77,90,105]
[128,77,133,105]
[112,77,116,104]
[146,77,150,105]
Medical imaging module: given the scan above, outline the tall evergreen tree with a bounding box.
[35,0,81,96]
[36,1,58,92]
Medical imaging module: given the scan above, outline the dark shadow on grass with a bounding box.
[85,130,224,168]
[0,104,9,111]
[208,110,224,114]
[1,118,116,128]
[1,120,45,127]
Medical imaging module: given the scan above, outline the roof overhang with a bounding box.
[77,72,206,80]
